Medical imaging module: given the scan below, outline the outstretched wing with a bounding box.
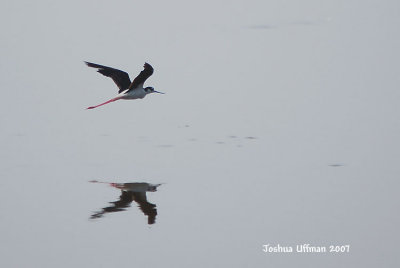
[90,190,134,220]
[85,61,131,93]
[129,63,154,90]
[132,192,157,224]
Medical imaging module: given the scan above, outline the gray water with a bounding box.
[1,0,399,267]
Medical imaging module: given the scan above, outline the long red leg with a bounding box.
[89,180,122,189]
[87,97,119,109]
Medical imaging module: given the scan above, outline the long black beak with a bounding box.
[154,90,165,94]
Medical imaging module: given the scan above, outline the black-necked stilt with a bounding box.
[85,62,164,109]
[90,181,161,224]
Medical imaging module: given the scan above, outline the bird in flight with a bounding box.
[85,62,164,109]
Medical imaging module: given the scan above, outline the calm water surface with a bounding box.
[1,0,399,267]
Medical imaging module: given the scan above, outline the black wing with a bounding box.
[85,61,131,93]
[90,190,134,220]
[128,63,154,90]
[132,192,157,225]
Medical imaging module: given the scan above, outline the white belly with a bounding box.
[119,89,146,100]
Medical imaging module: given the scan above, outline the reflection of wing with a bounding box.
[132,192,157,224]
[90,190,134,220]
[90,190,158,224]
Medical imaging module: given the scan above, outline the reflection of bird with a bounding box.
[90,181,161,224]
[85,62,164,109]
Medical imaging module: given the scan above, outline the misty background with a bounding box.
[0,0,399,267]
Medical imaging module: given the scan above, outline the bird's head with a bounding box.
[144,87,165,95]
